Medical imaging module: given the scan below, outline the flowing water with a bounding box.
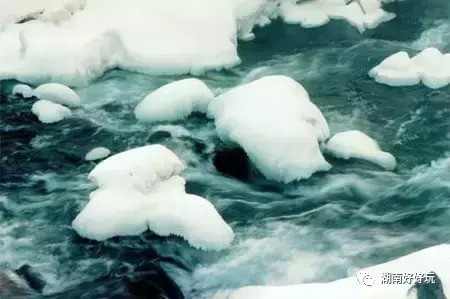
[1,0,449,298]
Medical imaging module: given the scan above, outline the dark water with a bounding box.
[1,0,449,298]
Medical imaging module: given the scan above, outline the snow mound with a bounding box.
[88,144,184,193]
[325,130,396,170]
[279,0,395,32]
[208,75,331,183]
[31,99,72,123]
[369,48,450,89]
[73,145,233,250]
[135,78,214,123]
[33,83,81,107]
[12,84,33,98]
[85,147,111,161]
[228,244,450,299]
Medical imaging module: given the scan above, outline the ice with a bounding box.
[369,48,450,89]
[135,78,214,123]
[228,244,450,299]
[73,145,234,250]
[31,99,72,124]
[85,147,111,161]
[33,83,81,107]
[208,75,331,183]
[12,84,33,98]
[325,130,396,170]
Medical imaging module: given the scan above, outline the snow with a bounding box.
[208,75,331,183]
[85,147,111,161]
[410,47,449,89]
[325,130,396,170]
[0,0,239,86]
[12,84,33,98]
[135,78,215,123]
[33,83,81,107]
[279,0,395,32]
[88,144,184,193]
[369,48,450,89]
[228,244,450,299]
[31,99,72,124]
[73,145,234,250]
[0,0,397,86]
[0,0,87,28]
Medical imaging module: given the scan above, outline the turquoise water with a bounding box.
[1,0,449,298]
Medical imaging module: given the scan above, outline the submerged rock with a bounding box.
[213,148,250,181]
[0,263,184,299]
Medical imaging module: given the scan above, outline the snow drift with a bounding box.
[0,0,397,86]
[31,99,72,123]
[208,75,331,183]
[135,78,214,123]
[369,48,450,89]
[325,130,396,170]
[228,244,450,299]
[72,144,234,250]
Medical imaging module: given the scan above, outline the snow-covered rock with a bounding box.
[410,47,449,89]
[228,244,450,299]
[369,48,450,89]
[12,84,33,98]
[368,51,420,86]
[88,144,184,193]
[325,130,396,170]
[135,78,214,123]
[33,83,81,107]
[208,75,331,183]
[85,147,111,161]
[74,145,234,250]
[31,99,72,124]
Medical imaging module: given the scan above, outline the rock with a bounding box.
[213,148,250,181]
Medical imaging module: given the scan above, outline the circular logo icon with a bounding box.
[356,271,375,287]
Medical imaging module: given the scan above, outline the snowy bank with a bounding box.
[135,78,214,123]
[31,99,72,124]
[0,0,397,86]
[369,48,450,89]
[73,144,234,250]
[325,130,396,170]
[279,0,395,32]
[208,75,331,183]
[85,147,111,161]
[228,244,450,299]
